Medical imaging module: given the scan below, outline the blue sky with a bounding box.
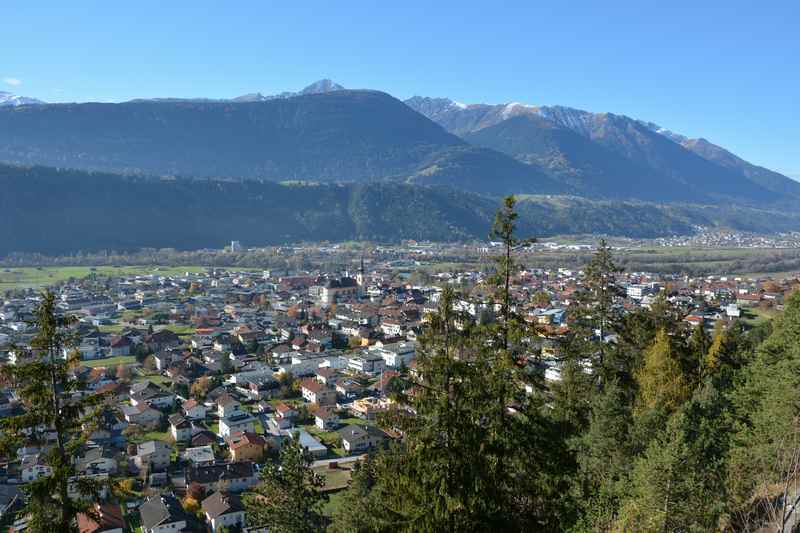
[2,0,798,177]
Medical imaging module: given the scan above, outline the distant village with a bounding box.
[0,248,797,532]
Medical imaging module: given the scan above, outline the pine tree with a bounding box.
[0,292,107,532]
[242,439,327,533]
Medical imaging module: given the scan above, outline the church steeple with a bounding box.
[356,254,365,297]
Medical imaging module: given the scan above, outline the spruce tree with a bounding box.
[0,292,107,532]
[242,439,327,533]
[571,239,624,384]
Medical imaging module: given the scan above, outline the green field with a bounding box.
[84,355,137,368]
[0,265,210,291]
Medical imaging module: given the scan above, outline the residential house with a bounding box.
[186,462,259,493]
[182,398,207,420]
[139,494,189,533]
[202,491,246,533]
[77,502,124,533]
[315,406,339,430]
[109,336,131,357]
[134,440,171,472]
[182,445,216,467]
[219,412,256,439]
[217,394,244,418]
[20,454,51,482]
[120,403,162,428]
[168,414,192,442]
[228,432,267,463]
[338,424,387,453]
[145,330,181,352]
[75,446,117,476]
[300,379,337,405]
[129,381,175,409]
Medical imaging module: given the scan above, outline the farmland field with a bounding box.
[0,265,210,291]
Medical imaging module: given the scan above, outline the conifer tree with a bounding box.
[572,239,624,383]
[635,329,689,414]
[689,321,710,370]
[705,321,725,375]
[242,439,327,533]
[0,292,107,532]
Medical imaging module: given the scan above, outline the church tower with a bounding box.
[356,255,365,298]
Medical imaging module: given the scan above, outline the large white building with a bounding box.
[370,341,416,368]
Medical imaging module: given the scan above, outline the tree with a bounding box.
[728,292,800,528]
[571,239,624,384]
[0,292,107,532]
[704,321,725,375]
[182,495,201,517]
[616,415,704,532]
[329,454,385,533]
[573,380,634,529]
[635,329,689,414]
[371,198,573,531]
[190,375,212,399]
[243,439,327,533]
[116,363,131,382]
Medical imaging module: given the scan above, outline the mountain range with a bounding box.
[0,79,797,253]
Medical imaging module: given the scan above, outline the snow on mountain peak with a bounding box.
[0,91,45,107]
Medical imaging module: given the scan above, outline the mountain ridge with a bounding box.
[4,162,800,255]
[405,95,800,206]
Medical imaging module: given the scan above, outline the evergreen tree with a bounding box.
[728,292,800,528]
[329,454,386,533]
[242,439,327,533]
[571,239,624,384]
[689,322,710,374]
[573,380,634,530]
[616,414,705,532]
[704,321,725,375]
[0,292,107,532]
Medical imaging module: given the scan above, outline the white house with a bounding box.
[218,412,256,439]
[202,491,246,533]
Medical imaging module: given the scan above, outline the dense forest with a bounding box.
[4,163,800,256]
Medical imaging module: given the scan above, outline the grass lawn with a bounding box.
[313,465,352,491]
[305,425,342,448]
[338,417,375,427]
[133,373,171,385]
[742,306,780,326]
[132,430,172,443]
[84,355,137,368]
[162,324,196,336]
[98,324,128,334]
[0,265,209,291]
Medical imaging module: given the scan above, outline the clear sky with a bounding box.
[2,0,798,177]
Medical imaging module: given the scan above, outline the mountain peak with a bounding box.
[232,79,346,102]
[300,79,345,95]
[0,91,45,107]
